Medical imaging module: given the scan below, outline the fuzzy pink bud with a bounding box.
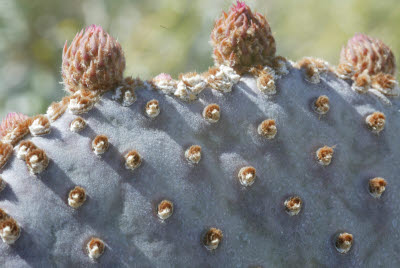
[210,1,276,74]
[340,34,396,78]
[62,25,125,94]
[0,113,29,139]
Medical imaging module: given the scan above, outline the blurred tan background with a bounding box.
[0,0,399,118]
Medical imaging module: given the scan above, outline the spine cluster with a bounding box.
[203,228,223,250]
[68,186,87,208]
[0,209,21,245]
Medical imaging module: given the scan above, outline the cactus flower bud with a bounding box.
[62,25,125,94]
[0,113,31,145]
[210,1,276,73]
[340,34,396,78]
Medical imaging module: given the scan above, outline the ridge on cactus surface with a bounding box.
[0,1,400,267]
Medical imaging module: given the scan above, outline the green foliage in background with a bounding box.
[0,0,399,118]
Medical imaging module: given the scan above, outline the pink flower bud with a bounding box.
[62,25,125,94]
[340,34,396,78]
[210,1,276,74]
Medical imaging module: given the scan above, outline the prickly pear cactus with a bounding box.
[0,2,399,267]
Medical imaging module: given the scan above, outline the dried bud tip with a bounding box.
[157,200,174,220]
[203,228,223,250]
[231,1,247,12]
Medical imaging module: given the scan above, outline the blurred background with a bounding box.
[0,0,399,118]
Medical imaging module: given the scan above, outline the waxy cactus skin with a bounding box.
[0,2,399,267]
